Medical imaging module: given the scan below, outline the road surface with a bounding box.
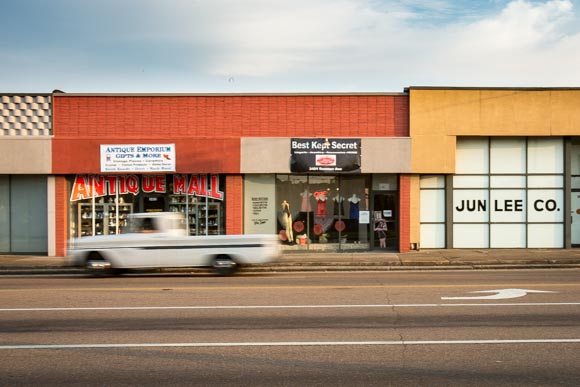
[1,270,579,386]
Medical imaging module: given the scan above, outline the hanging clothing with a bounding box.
[313,190,328,216]
[300,190,313,212]
[316,198,327,216]
[349,201,359,219]
[333,196,345,217]
[348,195,361,219]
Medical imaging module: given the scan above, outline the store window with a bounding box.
[275,174,371,251]
[420,175,446,248]
[571,140,580,246]
[453,137,564,248]
[0,175,48,254]
[69,174,225,238]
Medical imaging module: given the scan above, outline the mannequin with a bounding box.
[348,193,361,219]
[281,200,293,242]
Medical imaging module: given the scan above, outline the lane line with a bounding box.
[1,283,579,293]
[1,302,579,312]
[2,339,580,350]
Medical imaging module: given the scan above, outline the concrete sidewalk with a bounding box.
[1,249,580,274]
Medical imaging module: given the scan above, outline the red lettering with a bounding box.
[209,175,223,200]
[173,175,186,194]
[155,175,166,193]
[188,175,200,196]
[142,175,156,193]
[106,176,118,195]
[199,175,208,196]
[70,175,90,201]
[90,175,106,198]
[127,175,139,195]
[118,176,127,194]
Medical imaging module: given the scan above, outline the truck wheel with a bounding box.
[212,255,239,276]
[85,252,113,276]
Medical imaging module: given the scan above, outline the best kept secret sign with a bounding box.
[101,144,176,172]
[290,138,361,173]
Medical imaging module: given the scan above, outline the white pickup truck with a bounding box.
[68,212,280,276]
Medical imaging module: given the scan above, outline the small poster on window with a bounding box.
[359,211,370,224]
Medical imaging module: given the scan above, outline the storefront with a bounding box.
[420,137,566,248]
[244,173,400,252]
[410,87,580,250]
[0,93,52,255]
[28,92,411,256]
[68,174,225,238]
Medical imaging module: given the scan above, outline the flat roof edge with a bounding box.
[407,86,580,91]
[51,92,408,97]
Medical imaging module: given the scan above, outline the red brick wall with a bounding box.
[53,95,409,139]
[52,95,408,173]
[225,175,243,234]
[399,174,411,253]
[54,176,68,256]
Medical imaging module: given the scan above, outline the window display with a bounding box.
[275,174,370,251]
[69,174,225,238]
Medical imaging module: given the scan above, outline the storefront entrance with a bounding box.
[371,192,398,250]
[572,191,580,246]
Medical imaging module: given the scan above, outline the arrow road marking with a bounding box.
[442,288,557,300]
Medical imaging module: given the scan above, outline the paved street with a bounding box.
[1,270,579,386]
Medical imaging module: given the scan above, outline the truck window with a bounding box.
[141,218,156,233]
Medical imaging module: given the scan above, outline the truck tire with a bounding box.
[212,255,239,276]
[85,252,114,276]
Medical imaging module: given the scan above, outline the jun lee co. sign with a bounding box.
[290,138,361,173]
[101,144,176,172]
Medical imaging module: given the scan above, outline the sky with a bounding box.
[1,0,579,93]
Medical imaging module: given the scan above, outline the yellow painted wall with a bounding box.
[410,88,580,173]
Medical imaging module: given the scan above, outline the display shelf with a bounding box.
[167,195,221,235]
[78,203,133,237]
[197,203,221,235]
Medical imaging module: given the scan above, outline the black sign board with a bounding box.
[290,138,361,173]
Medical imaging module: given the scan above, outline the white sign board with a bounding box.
[359,211,370,224]
[101,144,176,172]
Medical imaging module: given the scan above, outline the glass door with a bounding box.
[572,191,580,246]
[371,192,398,250]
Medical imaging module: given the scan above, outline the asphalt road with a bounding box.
[1,270,579,386]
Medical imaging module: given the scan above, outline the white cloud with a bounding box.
[1,0,579,92]
[178,0,580,88]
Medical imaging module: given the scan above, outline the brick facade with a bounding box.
[52,93,409,253]
[225,175,243,235]
[398,174,411,253]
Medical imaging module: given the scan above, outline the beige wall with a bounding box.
[361,138,411,173]
[0,138,52,173]
[241,137,411,174]
[410,88,580,173]
[241,138,291,173]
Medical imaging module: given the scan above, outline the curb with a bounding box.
[1,263,580,275]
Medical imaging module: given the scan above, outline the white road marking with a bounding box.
[441,288,556,300]
[1,302,579,312]
[1,339,580,350]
